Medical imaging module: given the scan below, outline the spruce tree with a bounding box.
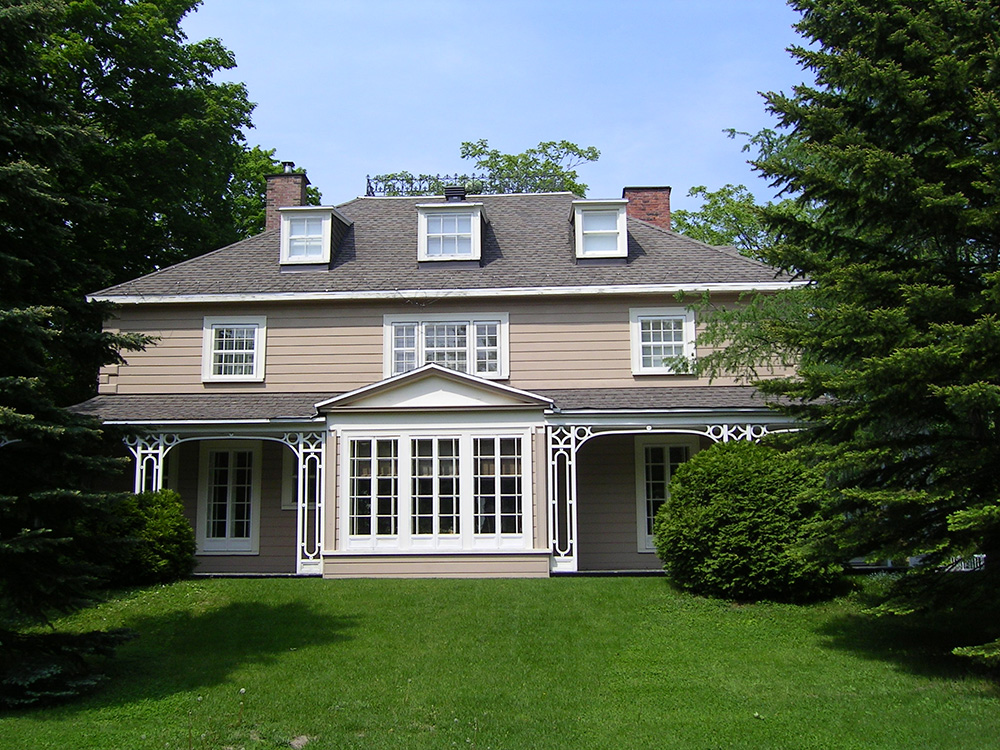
[0,0,137,707]
[705,0,1000,630]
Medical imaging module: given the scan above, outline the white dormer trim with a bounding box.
[416,202,486,262]
[572,199,629,259]
[280,206,335,265]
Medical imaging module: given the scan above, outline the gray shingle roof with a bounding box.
[70,387,775,423]
[70,394,329,422]
[92,193,786,298]
[535,386,776,411]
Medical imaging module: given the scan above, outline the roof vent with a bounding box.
[444,185,467,202]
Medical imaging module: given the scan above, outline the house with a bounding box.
[73,168,800,577]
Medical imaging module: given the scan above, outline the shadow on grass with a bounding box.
[815,576,1000,682]
[70,600,357,711]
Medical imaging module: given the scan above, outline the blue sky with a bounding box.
[181,0,806,212]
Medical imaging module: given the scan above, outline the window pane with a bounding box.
[582,210,619,231]
[424,212,474,258]
[582,232,619,255]
[640,317,685,368]
[212,325,257,377]
[644,444,690,537]
[351,439,398,536]
[207,449,253,541]
[474,437,522,536]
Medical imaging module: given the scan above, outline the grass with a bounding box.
[1,576,998,749]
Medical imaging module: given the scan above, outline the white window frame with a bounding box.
[417,203,485,261]
[196,440,262,554]
[629,307,696,375]
[634,435,699,552]
[339,428,533,553]
[572,199,628,259]
[201,316,266,382]
[383,313,509,380]
[280,207,333,264]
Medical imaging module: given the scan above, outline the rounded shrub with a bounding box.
[653,440,840,602]
[112,489,195,585]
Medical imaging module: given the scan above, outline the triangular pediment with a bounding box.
[316,364,552,411]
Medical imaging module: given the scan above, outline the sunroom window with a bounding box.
[384,314,508,379]
[342,432,531,552]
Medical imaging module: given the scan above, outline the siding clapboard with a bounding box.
[101,294,766,395]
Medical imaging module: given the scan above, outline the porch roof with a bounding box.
[71,386,775,424]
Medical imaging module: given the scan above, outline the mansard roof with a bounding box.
[91,192,788,300]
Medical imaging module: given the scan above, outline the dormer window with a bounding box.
[417,203,486,262]
[572,200,628,259]
[280,207,333,264]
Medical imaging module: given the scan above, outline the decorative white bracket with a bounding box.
[283,431,326,575]
[545,422,771,573]
[124,433,181,493]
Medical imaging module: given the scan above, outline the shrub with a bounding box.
[653,440,840,602]
[111,489,195,585]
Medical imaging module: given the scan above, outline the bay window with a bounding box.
[342,431,531,552]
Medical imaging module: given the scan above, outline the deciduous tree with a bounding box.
[369,139,600,196]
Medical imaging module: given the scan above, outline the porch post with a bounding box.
[284,431,326,575]
[124,433,180,493]
[547,425,591,573]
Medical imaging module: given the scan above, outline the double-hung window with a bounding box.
[202,316,266,382]
[279,208,333,264]
[384,314,508,379]
[417,204,485,261]
[635,436,698,552]
[629,307,696,374]
[197,440,262,554]
[572,200,628,258]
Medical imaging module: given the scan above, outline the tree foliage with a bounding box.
[0,0,296,705]
[672,184,772,258]
[230,147,322,238]
[369,139,600,196]
[696,0,1000,628]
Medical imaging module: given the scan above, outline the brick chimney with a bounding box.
[622,186,671,231]
[265,161,310,231]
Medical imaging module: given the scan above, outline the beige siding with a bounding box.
[322,552,551,578]
[172,440,296,574]
[576,433,716,571]
[101,293,769,395]
[575,435,661,572]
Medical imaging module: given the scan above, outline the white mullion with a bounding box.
[459,433,474,550]
[398,434,413,550]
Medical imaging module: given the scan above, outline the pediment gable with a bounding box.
[316,364,552,412]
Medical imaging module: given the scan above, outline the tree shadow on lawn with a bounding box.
[814,586,1000,683]
[69,600,357,711]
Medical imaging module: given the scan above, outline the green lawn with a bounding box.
[1,577,997,749]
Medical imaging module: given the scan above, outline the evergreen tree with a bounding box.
[0,0,140,707]
[700,0,1000,634]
